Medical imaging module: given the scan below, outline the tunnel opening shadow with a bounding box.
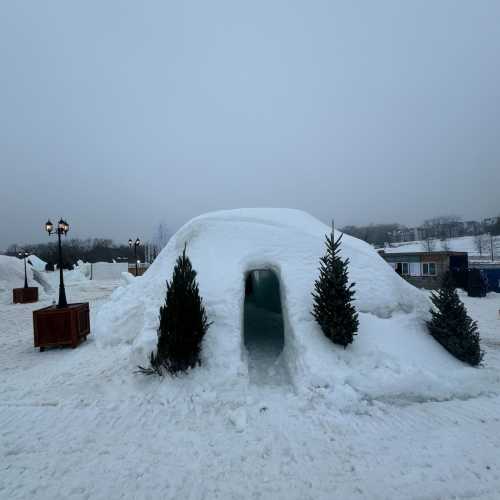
[244,269,289,386]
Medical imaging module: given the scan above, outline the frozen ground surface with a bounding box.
[1,274,500,499]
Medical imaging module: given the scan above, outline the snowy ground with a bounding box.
[381,234,500,259]
[1,278,500,499]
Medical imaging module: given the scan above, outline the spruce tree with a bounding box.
[139,246,210,375]
[427,272,483,366]
[312,229,359,347]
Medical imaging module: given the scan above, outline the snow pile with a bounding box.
[62,265,90,284]
[41,264,91,295]
[31,269,53,294]
[95,209,489,403]
[27,254,46,271]
[0,255,45,303]
[76,260,91,278]
[91,262,129,280]
[121,272,135,286]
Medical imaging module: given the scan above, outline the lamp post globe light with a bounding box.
[129,237,141,276]
[45,218,70,308]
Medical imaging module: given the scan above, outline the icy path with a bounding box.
[1,283,500,499]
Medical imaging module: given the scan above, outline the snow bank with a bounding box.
[75,260,91,278]
[27,254,46,272]
[63,265,90,284]
[40,264,91,295]
[95,209,487,403]
[0,255,46,303]
[121,272,135,286]
[31,270,53,294]
[91,262,129,280]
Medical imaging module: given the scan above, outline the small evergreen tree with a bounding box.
[139,246,210,375]
[427,272,483,366]
[312,228,359,347]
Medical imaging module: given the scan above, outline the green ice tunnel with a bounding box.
[243,269,285,357]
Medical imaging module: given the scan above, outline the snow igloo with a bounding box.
[96,209,479,397]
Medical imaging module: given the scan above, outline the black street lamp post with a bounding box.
[18,251,29,288]
[34,218,90,351]
[45,218,69,308]
[129,237,141,276]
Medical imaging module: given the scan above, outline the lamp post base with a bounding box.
[33,302,90,351]
[13,287,39,304]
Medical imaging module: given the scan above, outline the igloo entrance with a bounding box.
[244,269,288,384]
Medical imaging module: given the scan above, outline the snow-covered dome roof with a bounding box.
[95,209,487,401]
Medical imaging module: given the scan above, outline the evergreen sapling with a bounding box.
[312,228,359,347]
[139,245,211,375]
[427,272,483,366]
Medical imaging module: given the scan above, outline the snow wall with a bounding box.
[91,262,129,281]
[95,209,492,402]
[27,254,47,272]
[0,255,48,303]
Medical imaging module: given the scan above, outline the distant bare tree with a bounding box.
[492,235,500,261]
[420,226,436,253]
[423,215,462,240]
[154,222,170,250]
[341,223,401,247]
[5,244,18,255]
[485,234,493,260]
[474,233,483,256]
[489,216,500,236]
[149,222,171,260]
[474,234,492,257]
[422,234,436,253]
[441,236,450,252]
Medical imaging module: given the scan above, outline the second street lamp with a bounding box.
[18,250,29,288]
[12,249,38,304]
[129,237,141,276]
[45,218,70,308]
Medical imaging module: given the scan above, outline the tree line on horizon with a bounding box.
[4,222,172,269]
[341,214,500,248]
[4,238,147,269]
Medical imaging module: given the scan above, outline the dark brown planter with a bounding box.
[128,266,148,277]
[13,287,39,304]
[33,302,90,351]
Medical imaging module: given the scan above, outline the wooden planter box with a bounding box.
[128,266,148,277]
[13,287,39,304]
[33,303,90,351]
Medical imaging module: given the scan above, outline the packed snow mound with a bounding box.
[91,262,129,280]
[75,260,91,279]
[0,255,46,303]
[42,265,90,291]
[95,209,486,401]
[27,254,46,272]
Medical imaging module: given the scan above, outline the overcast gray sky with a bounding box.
[1,1,499,250]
